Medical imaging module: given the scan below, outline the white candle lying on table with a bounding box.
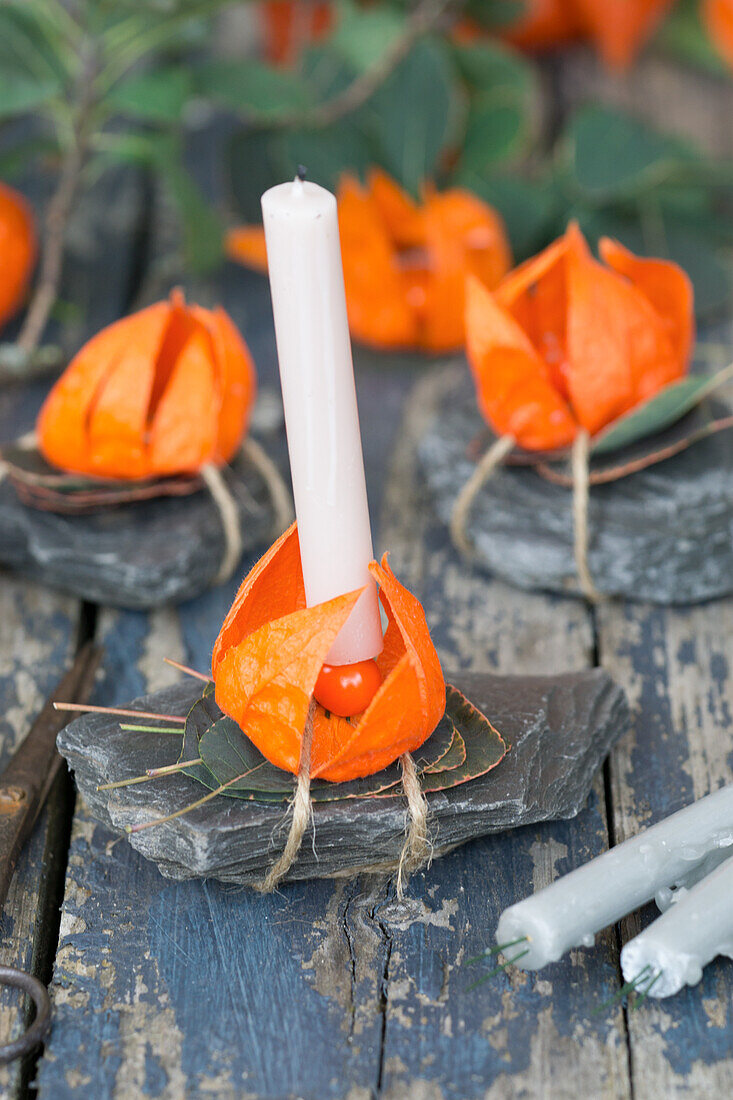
[621,853,733,998]
[496,784,733,970]
[261,175,383,712]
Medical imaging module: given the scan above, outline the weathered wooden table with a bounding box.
[0,50,732,1100]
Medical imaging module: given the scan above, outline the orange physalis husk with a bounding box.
[459,0,672,70]
[37,290,256,480]
[259,0,333,65]
[704,0,733,68]
[212,523,446,783]
[0,181,36,328]
[227,168,511,354]
[465,222,694,451]
[572,0,674,70]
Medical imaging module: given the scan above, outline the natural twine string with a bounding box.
[570,428,602,604]
[201,438,294,586]
[200,462,244,585]
[449,434,515,557]
[255,700,316,894]
[396,751,431,899]
[451,429,602,601]
[240,435,294,536]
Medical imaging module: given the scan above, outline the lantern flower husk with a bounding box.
[212,522,446,783]
[37,289,256,480]
[465,222,694,453]
[0,181,36,329]
[704,0,733,68]
[457,0,673,70]
[226,168,511,354]
[259,0,333,65]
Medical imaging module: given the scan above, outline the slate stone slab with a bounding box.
[57,668,629,886]
[419,368,733,604]
[0,447,276,609]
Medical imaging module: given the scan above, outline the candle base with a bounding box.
[313,660,382,718]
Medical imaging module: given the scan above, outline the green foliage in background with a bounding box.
[3,0,733,328]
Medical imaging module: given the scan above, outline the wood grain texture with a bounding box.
[0,166,145,1096]
[374,370,629,1100]
[558,47,733,1097]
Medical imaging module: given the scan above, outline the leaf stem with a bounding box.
[15,42,98,355]
[268,0,453,130]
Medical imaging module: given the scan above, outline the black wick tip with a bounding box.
[296,165,307,181]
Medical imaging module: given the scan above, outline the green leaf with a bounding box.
[181,681,506,803]
[0,70,58,117]
[451,40,533,97]
[227,129,284,223]
[330,0,405,73]
[655,0,728,75]
[108,67,194,122]
[591,367,733,456]
[363,38,462,195]
[417,686,506,793]
[660,224,733,319]
[463,0,527,30]
[461,93,531,172]
[194,59,310,119]
[162,161,224,275]
[277,123,374,192]
[565,106,694,201]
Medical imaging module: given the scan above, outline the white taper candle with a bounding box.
[496,784,733,970]
[261,176,383,665]
[621,853,733,998]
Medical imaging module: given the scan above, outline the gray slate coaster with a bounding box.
[0,448,276,609]
[419,367,733,604]
[58,668,629,886]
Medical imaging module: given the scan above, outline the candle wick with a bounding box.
[296,165,307,181]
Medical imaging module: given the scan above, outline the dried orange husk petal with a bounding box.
[39,301,170,476]
[565,229,683,435]
[418,189,512,353]
[212,525,446,781]
[212,523,306,674]
[37,291,255,480]
[599,237,695,369]
[214,589,362,775]
[465,274,577,450]
[338,175,417,349]
[0,182,36,328]
[200,305,257,463]
[705,0,733,67]
[574,0,673,69]
[225,226,268,272]
[497,231,571,400]
[368,168,425,247]
[499,0,582,49]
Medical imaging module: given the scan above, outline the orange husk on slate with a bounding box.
[225,169,511,353]
[37,290,256,480]
[0,181,36,328]
[212,523,446,782]
[465,222,694,451]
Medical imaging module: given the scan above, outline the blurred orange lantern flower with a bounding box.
[212,523,446,782]
[465,223,694,451]
[0,181,36,329]
[704,0,733,67]
[259,0,333,65]
[458,0,673,70]
[38,290,256,480]
[227,169,511,353]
